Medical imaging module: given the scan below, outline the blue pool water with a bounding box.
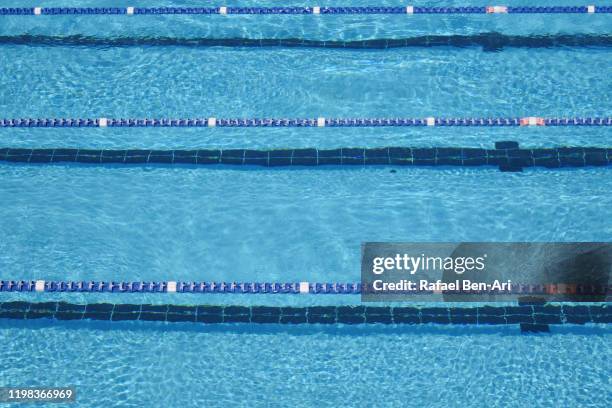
[0,321,610,407]
[0,1,611,407]
[0,46,611,149]
[1,166,611,301]
[0,0,611,39]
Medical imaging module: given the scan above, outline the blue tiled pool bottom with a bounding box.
[0,2,610,407]
[1,319,609,408]
[1,165,610,286]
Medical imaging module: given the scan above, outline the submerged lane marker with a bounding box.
[2,301,608,328]
[1,145,610,171]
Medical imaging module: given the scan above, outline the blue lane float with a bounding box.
[0,6,611,16]
[0,301,609,326]
[1,144,610,171]
[1,117,611,128]
[0,280,360,294]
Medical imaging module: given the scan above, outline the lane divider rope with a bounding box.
[1,6,610,16]
[1,280,609,295]
[1,117,611,128]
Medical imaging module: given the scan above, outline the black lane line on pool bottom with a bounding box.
[1,144,611,172]
[2,33,612,51]
[0,302,609,326]
[0,141,612,171]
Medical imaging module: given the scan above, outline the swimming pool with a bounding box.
[0,1,610,407]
